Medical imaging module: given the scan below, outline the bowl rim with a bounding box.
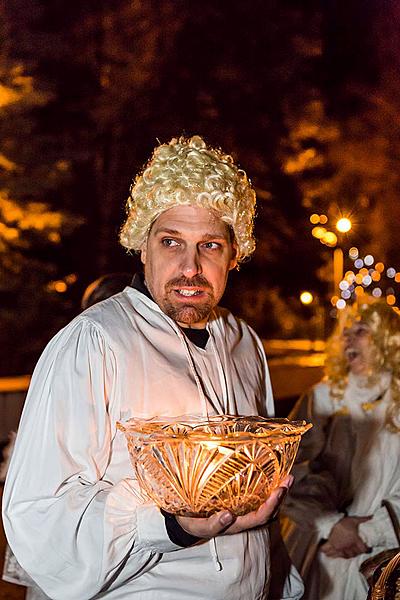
[117,414,312,443]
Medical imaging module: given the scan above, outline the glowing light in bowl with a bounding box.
[117,414,312,517]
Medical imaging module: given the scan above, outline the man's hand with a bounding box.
[320,516,371,559]
[176,474,294,539]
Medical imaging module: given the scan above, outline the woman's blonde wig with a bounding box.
[119,135,256,261]
[325,298,400,432]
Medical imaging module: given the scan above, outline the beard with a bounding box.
[161,275,215,326]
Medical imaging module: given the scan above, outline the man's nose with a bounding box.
[181,247,202,277]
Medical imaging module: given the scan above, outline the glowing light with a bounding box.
[355,274,363,284]
[359,267,369,276]
[364,255,374,266]
[354,259,364,269]
[312,226,326,239]
[310,214,320,224]
[322,231,337,246]
[48,232,61,243]
[331,295,339,306]
[336,299,346,309]
[339,280,349,290]
[336,217,352,233]
[319,214,328,224]
[372,271,381,282]
[395,273,400,283]
[387,267,396,278]
[372,288,382,298]
[300,291,314,305]
[387,294,396,306]
[375,262,385,273]
[65,273,78,284]
[47,280,67,293]
[362,275,372,286]
[355,286,364,296]
[349,247,359,259]
[345,271,355,282]
[341,290,351,299]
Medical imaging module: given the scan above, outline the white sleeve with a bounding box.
[358,498,400,549]
[2,318,179,600]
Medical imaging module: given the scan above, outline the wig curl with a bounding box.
[325,298,400,432]
[119,135,256,261]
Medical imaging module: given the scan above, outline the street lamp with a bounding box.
[309,213,353,297]
[336,217,352,233]
[333,218,352,294]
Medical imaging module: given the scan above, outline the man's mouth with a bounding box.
[174,288,204,297]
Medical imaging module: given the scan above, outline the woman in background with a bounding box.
[281,298,400,599]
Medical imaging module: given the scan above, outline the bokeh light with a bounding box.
[300,291,313,305]
[322,231,337,246]
[336,299,346,309]
[364,255,374,266]
[311,226,326,239]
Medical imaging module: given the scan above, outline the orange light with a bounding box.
[310,214,320,224]
[387,294,396,306]
[322,231,338,246]
[54,281,67,293]
[312,226,326,239]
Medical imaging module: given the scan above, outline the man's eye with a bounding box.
[162,238,179,247]
[202,242,221,250]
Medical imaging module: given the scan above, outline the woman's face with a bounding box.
[342,321,373,375]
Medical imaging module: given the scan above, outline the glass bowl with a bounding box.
[117,414,312,517]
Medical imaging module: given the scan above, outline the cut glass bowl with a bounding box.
[117,414,312,517]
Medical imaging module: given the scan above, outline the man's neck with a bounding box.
[130,273,210,348]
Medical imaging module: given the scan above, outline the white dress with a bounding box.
[281,373,400,600]
[2,287,303,600]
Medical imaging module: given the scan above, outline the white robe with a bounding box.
[3,286,302,600]
[281,373,400,600]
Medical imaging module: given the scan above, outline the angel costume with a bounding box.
[281,373,400,599]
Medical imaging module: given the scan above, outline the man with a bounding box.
[3,135,301,599]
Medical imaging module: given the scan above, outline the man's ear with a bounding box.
[140,242,147,265]
[229,243,238,271]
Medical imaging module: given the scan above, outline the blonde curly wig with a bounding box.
[325,298,400,432]
[119,135,256,261]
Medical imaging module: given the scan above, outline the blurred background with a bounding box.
[1,0,400,381]
[2,3,400,594]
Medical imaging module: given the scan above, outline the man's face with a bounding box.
[342,320,372,375]
[141,205,237,328]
